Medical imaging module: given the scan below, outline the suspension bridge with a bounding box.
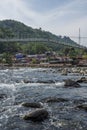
[0,37,81,48]
[0,29,87,49]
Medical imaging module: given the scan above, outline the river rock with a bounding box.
[77,77,87,83]
[76,103,87,111]
[43,97,68,103]
[23,109,49,121]
[64,79,80,87]
[22,102,43,108]
[61,68,68,75]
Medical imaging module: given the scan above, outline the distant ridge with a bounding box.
[0,19,78,46]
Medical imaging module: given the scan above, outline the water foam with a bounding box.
[55,82,65,87]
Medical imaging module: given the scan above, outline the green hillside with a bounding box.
[0,19,82,55]
[0,19,77,45]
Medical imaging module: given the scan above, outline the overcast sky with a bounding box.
[0,0,87,46]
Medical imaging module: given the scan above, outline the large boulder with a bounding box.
[23,109,49,121]
[64,79,80,87]
[22,102,43,108]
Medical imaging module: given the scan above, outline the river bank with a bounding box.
[0,63,86,69]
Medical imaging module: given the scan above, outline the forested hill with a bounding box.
[0,19,77,45]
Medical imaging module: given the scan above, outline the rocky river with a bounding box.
[0,67,87,130]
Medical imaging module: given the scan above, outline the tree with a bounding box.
[2,53,13,66]
[22,43,49,54]
[69,47,76,58]
[63,47,70,56]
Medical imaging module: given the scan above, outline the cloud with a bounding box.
[37,0,87,46]
[0,0,39,25]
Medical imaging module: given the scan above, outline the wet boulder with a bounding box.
[23,109,49,121]
[76,103,87,111]
[64,79,80,87]
[22,102,43,108]
[77,77,87,83]
[43,97,68,103]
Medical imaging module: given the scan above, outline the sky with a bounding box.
[0,0,87,46]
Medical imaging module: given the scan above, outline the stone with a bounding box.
[61,68,68,75]
[77,77,87,83]
[22,102,43,108]
[64,79,80,87]
[43,97,68,103]
[23,109,49,121]
[76,104,87,111]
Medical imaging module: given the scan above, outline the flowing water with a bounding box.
[0,67,87,130]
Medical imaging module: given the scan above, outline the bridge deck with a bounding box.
[0,38,83,48]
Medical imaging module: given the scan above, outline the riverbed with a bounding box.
[0,67,87,130]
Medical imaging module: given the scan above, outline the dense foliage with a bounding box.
[0,20,77,45]
[0,19,85,58]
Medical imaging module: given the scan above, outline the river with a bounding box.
[0,67,87,130]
